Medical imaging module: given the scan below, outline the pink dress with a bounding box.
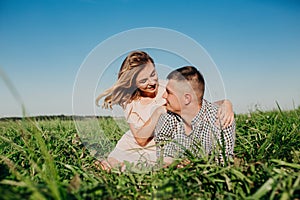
[108,80,166,165]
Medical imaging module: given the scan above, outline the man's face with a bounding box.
[162,79,183,114]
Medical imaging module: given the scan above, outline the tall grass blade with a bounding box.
[0,67,26,116]
[271,159,300,170]
[275,101,283,115]
[247,177,276,200]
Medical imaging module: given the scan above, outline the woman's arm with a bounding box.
[129,106,166,147]
[214,99,234,128]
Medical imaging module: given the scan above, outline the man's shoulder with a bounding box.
[203,99,218,116]
[161,111,179,121]
[155,111,179,139]
[196,99,219,128]
[156,111,181,131]
[202,99,236,132]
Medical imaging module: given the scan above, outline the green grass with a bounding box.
[0,108,299,199]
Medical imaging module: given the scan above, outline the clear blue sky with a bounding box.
[1,0,300,117]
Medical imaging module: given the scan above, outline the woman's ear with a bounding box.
[184,93,192,105]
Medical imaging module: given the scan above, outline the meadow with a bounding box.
[0,107,299,199]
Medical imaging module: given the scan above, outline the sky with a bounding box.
[1,0,300,117]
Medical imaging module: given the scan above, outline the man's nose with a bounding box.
[162,91,167,99]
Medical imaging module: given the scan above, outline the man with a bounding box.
[154,66,235,166]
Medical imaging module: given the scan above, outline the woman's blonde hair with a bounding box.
[96,51,155,109]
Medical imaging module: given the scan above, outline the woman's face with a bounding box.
[135,62,158,97]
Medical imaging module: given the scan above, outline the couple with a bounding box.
[96,51,235,170]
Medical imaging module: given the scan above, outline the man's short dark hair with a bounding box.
[167,66,205,99]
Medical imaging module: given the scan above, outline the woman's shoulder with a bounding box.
[123,100,135,118]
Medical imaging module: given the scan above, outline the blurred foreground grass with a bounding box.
[0,108,299,199]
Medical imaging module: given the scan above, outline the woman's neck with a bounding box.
[139,89,158,99]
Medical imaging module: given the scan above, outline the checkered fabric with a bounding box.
[154,99,235,164]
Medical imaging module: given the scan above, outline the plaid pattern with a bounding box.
[154,99,235,163]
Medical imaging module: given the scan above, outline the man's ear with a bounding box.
[184,93,192,105]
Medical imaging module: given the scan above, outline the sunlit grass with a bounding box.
[0,107,299,199]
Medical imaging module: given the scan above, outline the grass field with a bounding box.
[0,107,299,199]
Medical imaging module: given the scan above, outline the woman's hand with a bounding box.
[154,105,167,116]
[216,99,234,128]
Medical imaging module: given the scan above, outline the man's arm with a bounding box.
[217,119,236,164]
[154,112,178,165]
[154,112,172,157]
